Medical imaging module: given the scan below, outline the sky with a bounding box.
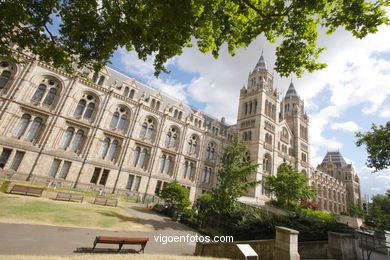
[107,15,390,199]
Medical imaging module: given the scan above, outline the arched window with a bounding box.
[84,103,95,119]
[61,127,75,149]
[156,101,160,110]
[244,103,248,115]
[110,112,119,128]
[183,161,189,178]
[15,114,31,138]
[206,143,215,160]
[107,140,118,161]
[164,156,172,174]
[129,89,135,99]
[123,87,129,97]
[74,100,86,116]
[151,99,156,109]
[140,122,147,137]
[71,130,84,152]
[27,117,42,141]
[132,147,141,166]
[178,111,182,120]
[188,135,198,154]
[165,127,178,147]
[139,148,148,168]
[159,155,166,173]
[31,84,47,102]
[0,71,11,89]
[100,138,110,158]
[43,88,57,105]
[263,153,272,174]
[186,162,193,179]
[118,114,127,130]
[173,109,178,118]
[146,124,154,139]
[92,73,98,83]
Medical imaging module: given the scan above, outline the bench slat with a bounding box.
[10,185,44,197]
[93,236,148,253]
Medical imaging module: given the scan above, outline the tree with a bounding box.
[211,136,259,215]
[1,1,388,76]
[347,203,364,217]
[160,181,191,209]
[365,189,390,230]
[355,121,390,172]
[263,164,318,208]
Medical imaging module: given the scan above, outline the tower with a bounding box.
[280,81,310,176]
[236,51,280,204]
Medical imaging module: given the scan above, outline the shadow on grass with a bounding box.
[75,247,140,254]
[98,210,141,224]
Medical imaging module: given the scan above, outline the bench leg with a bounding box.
[92,238,98,251]
[140,243,146,253]
[118,241,124,252]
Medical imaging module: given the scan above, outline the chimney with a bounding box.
[221,117,225,123]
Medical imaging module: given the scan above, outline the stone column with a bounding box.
[274,226,300,260]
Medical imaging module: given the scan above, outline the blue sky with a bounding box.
[108,20,390,199]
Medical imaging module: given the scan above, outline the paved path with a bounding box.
[0,202,199,255]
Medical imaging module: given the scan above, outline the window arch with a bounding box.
[31,78,61,107]
[156,101,161,110]
[187,135,198,154]
[107,140,118,161]
[159,154,166,173]
[0,70,11,89]
[74,94,98,120]
[27,117,42,141]
[165,127,179,148]
[132,147,141,166]
[100,138,110,158]
[14,113,31,138]
[31,84,47,102]
[61,127,75,149]
[263,153,272,174]
[123,87,129,97]
[140,117,156,141]
[206,142,216,160]
[97,76,105,86]
[129,89,135,99]
[178,111,182,120]
[151,99,156,109]
[71,130,84,152]
[173,109,178,118]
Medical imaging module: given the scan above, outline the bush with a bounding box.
[301,208,337,222]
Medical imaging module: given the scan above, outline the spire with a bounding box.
[253,50,268,72]
[285,81,299,98]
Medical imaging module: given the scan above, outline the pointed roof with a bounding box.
[285,81,299,98]
[320,151,348,167]
[253,50,268,72]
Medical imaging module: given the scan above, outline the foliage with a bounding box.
[347,203,364,217]
[355,121,390,172]
[365,189,390,230]
[1,1,388,76]
[210,136,259,216]
[263,164,318,207]
[301,208,337,222]
[301,199,320,210]
[160,181,191,209]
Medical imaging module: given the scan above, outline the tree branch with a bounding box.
[44,24,56,43]
[240,0,294,18]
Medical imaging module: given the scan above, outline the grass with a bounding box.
[0,255,229,260]
[0,193,150,232]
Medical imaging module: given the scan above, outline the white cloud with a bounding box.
[331,121,361,132]
[149,78,188,103]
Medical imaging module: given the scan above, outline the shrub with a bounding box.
[301,208,337,222]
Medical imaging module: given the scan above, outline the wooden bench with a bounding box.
[92,236,149,253]
[93,196,118,207]
[9,184,44,197]
[55,192,84,203]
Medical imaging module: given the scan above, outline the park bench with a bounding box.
[92,236,149,253]
[9,184,44,197]
[54,192,84,203]
[92,196,118,207]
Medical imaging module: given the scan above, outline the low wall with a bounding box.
[299,241,328,259]
[336,214,363,228]
[195,226,300,260]
[195,239,275,260]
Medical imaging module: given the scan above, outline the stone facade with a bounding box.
[0,47,360,213]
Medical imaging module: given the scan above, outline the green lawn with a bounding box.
[0,193,150,232]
